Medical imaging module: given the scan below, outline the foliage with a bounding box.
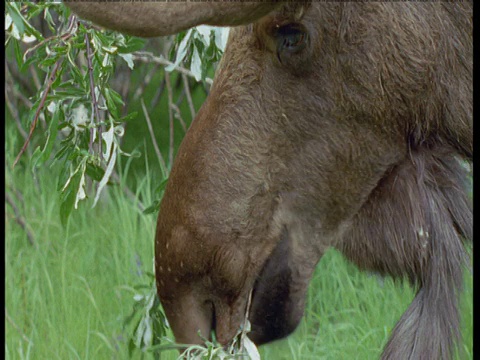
[5,1,228,225]
[5,1,236,358]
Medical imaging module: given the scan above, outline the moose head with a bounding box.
[67,2,472,359]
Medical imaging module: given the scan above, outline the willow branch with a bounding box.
[132,51,213,86]
[13,60,62,168]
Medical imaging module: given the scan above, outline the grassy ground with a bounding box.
[5,162,472,360]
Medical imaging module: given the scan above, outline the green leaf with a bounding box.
[53,87,86,97]
[60,168,83,226]
[39,55,59,68]
[6,2,44,41]
[142,200,161,215]
[190,46,202,82]
[154,178,169,195]
[85,162,105,182]
[54,139,74,162]
[117,111,138,123]
[119,53,134,70]
[165,28,193,72]
[118,37,146,53]
[196,26,212,46]
[6,3,25,36]
[104,88,119,119]
[13,40,23,69]
[108,88,124,107]
[33,103,62,167]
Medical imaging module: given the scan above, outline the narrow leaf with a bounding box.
[165,29,192,72]
[190,46,202,82]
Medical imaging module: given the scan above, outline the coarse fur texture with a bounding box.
[67,2,472,359]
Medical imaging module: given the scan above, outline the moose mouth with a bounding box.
[247,227,306,345]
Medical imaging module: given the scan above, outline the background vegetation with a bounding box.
[5,3,472,359]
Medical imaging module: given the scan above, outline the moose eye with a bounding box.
[276,24,309,55]
[274,23,312,75]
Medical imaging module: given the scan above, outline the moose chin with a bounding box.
[67,2,472,359]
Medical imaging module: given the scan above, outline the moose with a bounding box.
[66,2,472,359]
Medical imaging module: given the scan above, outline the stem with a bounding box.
[13,60,62,168]
[141,99,167,177]
[182,73,196,121]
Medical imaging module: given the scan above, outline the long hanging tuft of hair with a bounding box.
[338,145,472,360]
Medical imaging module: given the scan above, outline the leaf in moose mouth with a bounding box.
[223,319,260,360]
[179,319,261,359]
[241,334,261,360]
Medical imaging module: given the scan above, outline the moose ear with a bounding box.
[64,1,281,37]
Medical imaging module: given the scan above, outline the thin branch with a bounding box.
[29,66,42,91]
[5,192,36,248]
[140,99,167,177]
[132,51,213,86]
[149,77,166,110]
[165,72,175,167]
[5,308,33,345]
[170,103,187,133]
[182,73,196,121]
[23,15,77,61]
[13,59,62,168]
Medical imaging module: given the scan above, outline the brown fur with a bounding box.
[69,2,472,358]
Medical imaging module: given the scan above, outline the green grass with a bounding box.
[5,163,472,360]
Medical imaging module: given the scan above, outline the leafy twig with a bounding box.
[13,59,62,168]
